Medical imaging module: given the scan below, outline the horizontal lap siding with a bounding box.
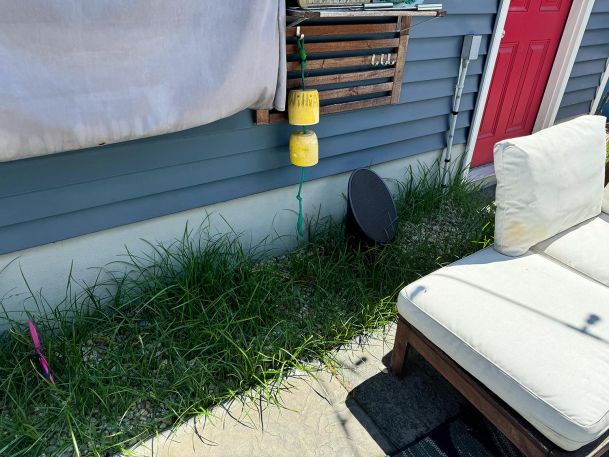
[556,0,609,121]
[0,0,498,254]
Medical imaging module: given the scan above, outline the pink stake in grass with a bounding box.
[27,320,55,385]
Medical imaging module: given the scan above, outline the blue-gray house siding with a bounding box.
[0,0,499,255]
[556,0,609,121]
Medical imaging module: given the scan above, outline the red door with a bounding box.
[471,0,573,167]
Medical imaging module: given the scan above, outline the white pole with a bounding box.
[442,58,470,187]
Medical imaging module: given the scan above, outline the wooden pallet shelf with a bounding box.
[255,8,446,125]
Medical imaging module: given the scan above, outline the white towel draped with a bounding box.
[0,0,286,162]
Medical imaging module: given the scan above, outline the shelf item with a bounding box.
[293,0,368,8]
[286,6,446,18]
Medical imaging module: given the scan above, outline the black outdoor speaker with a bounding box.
[346,168,397,245]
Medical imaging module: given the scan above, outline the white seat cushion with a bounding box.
[534,213,609,287]
[398,247,609,451]
[494,115,606,256]
[603,183,609,214]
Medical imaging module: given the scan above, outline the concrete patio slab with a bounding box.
[129,322,466,456]
[130,369,393,457]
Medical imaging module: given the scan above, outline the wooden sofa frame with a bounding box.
[391,317,609,457]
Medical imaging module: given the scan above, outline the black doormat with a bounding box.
[390,409,523,457]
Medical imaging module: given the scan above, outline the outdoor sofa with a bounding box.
[391,115,609,457]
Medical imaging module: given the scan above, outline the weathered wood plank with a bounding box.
[287,68,395,88]
[255,110,270,125]
[390,317,411,378]
[286,38,400,54]
[320,96,392,114]
[287,55,380,71]
[319,82,394,100]
[264,95,393,123]
[268,111,288,123]
[391,17,410,104]
[286,23,397,37]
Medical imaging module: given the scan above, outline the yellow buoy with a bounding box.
[287,89,320,126]
[290,130,318,167]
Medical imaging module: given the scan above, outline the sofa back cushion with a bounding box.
[494,115,607,257]
[604,184,609,214]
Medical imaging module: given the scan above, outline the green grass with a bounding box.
[0,169,495,457]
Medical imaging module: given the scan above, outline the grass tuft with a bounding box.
[0,168,494,456]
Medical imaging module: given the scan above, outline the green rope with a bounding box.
[297,35,308,135]
[295,34,308,237]
[296,167,305,237]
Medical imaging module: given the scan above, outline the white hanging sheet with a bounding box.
[0,0,286,162]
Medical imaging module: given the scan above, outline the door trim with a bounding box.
[462,0,595,175]
[533,0,596,131]
[591,58,609,114]
[460,0,511,175]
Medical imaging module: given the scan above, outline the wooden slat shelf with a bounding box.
[286,7,446,18]
[254,9,446,124]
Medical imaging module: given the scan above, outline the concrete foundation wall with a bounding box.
[0,147,459,320]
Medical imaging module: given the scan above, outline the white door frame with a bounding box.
[462,0,596,177]
[591,57,609,114]
[533,0,596,131]
[460,0,510,176]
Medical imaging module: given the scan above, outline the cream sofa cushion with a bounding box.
[603,184,609,214]
[494,115,606,256]
[398,247,609,451]
[534,213,609,287]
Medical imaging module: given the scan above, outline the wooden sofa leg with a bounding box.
[391,317,411,378]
